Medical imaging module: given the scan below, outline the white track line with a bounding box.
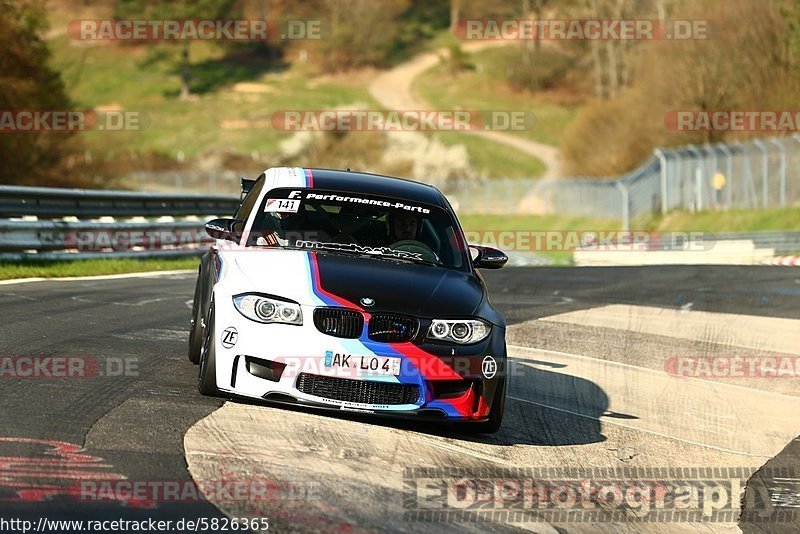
[0,269,194,286]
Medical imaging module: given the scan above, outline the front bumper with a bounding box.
[212,300,506,421]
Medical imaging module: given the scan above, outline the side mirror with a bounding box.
[470,245,508,269]
[205,218,243,242]
[241,176,257,199]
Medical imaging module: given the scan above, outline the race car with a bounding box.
[187,167,509,433]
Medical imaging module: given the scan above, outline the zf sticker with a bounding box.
[264,198,300,213]
[221,327,238,349]
[482,355,497,379]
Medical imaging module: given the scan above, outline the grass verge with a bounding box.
[650,207,800,233]
[458,207,800,265]
[414,45,581,147]
[461,207,800,235]
[49,36,377,160]
[436,132,547,178]
[48,35,542,180]
[459,214,622,266]
[0,257,199,281]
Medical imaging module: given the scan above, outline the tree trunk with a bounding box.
[606,40,618,97]
[588,0,604,98]
[180,41,191,100]
[522,0,532,69]
[450,0,461,34]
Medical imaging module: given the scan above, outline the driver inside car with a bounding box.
[390,211,419,241]
[388,212,439,263]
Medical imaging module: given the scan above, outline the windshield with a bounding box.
[246,188,469,270]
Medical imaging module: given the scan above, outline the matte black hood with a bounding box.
[315,253,485,318]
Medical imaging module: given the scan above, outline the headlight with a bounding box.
[427,319,490,344]
[233,294,302,325]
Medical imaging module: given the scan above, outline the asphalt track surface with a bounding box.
[0,266,798,533]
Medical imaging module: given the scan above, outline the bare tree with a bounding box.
[450,0,461,33]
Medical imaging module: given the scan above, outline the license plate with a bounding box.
[324,352,401,376]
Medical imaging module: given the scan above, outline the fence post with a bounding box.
[770,138,787,207]
[706,144,718,203]
[676,150,685,208]
[615,181,630,231]
[718,143,734,210]
[688,146,704,212]
[735,141,756,208]
[753,139,769,208]
[655,149,668,214]
[793,135,800,208]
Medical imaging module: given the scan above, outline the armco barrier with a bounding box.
[0,185,239,218]
[1,184,797,263]
[0,184,239,259]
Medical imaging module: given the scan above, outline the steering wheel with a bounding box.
[390,240,440,263]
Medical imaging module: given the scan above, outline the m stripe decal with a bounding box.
[305,253,471,416]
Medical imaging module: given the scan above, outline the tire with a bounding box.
[187,271,204,364]
[198,301,219,396]
[461,378,506,434]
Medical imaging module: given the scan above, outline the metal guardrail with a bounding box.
[0,220,210,252]
[0,185,240,218]
[0,185,238,260]
[1,184,797,262]
[712,231,800,255]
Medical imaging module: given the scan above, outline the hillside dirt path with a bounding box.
[368,41,562,183]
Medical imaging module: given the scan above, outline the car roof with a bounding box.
[264,167,447,209]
